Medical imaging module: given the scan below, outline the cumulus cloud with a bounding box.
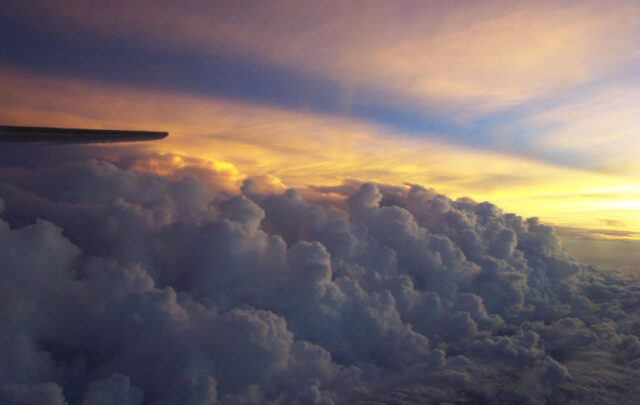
[0,151,639,404]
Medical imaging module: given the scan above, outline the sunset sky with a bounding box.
[2,0,639,266]
[4,2,640,403]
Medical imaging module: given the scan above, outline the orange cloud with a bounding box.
[5,0,638,114]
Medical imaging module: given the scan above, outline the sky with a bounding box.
[2,2,640,404]
[1,0,640,266]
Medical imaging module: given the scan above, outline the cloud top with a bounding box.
[0,152,639,403]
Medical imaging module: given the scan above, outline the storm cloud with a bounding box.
[0,150,639,404]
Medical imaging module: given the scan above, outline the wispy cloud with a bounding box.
[4,0,638,113]
[2,0,639,173]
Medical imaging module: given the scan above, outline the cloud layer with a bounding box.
[0,151,639,404]
[5,0,639,113]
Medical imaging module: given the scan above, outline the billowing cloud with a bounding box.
[0,150,638,403]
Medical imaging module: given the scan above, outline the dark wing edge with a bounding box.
[0,126,168,144]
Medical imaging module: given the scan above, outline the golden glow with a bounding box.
[2,69,639,238]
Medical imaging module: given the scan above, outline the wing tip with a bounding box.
[0,125,170,144]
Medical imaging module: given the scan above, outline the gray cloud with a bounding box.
[0,152,639,404]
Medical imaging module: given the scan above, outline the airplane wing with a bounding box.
[0,125,168,144]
